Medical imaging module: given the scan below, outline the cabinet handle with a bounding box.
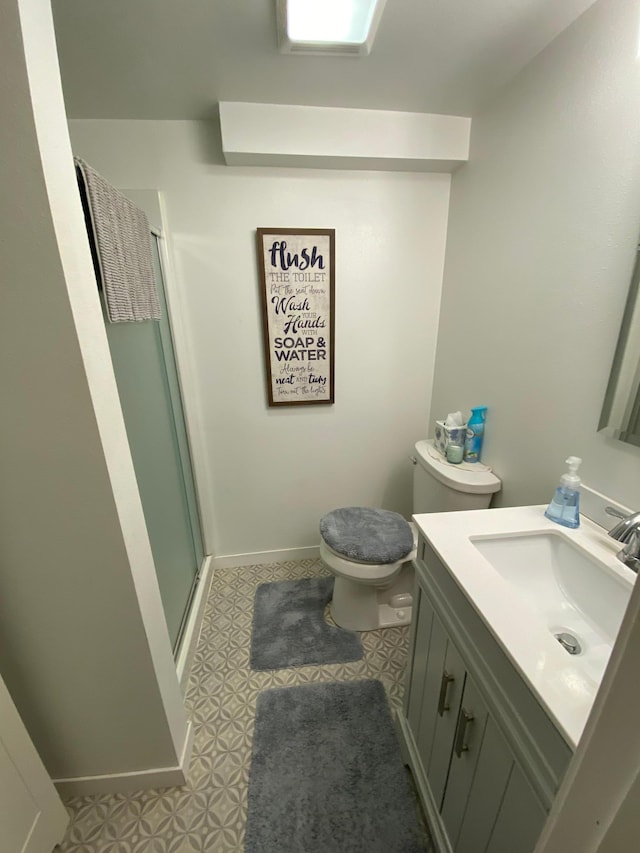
[454,708,474,757]
[437,670,455,716]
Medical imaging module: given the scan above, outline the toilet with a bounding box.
[319,439,502,631]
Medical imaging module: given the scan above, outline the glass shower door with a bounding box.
[103,235,204,652]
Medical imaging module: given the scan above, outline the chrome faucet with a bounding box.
[606,507,640,574]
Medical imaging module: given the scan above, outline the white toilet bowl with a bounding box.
[320,532,417,631]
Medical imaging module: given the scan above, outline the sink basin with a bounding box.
[471,531,631,680]
[413,504,636,746]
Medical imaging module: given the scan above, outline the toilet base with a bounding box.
[330,564,414,632]
[378,602,413,629]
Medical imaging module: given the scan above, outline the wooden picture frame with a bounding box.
[256,228,335,406]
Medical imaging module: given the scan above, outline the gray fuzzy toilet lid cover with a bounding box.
[320,507,414,564]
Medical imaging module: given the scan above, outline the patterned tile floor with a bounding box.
[58,558,432,852]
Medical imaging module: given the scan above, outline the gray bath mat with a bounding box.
[245,679,427,853]
[250,577,363,670]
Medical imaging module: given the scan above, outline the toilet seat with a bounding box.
[319,538,415,584]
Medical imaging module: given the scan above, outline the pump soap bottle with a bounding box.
[544,456,582,529]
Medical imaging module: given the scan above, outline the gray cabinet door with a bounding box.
[485,764,547,853]
[440,673,490,846]
[454,714,514,853]
[427,623,466,809]
[415,608,449,771]
[405,584,466,805]
[406,587,435,739]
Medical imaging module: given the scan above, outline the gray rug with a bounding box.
[250,577,363,670]
[244,679,427,853]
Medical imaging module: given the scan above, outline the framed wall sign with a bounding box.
[256,228,335,406]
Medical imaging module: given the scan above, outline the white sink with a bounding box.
[471,531,631,682]
[413,505,636,746]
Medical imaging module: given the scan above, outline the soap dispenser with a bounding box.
[544,456,582,529]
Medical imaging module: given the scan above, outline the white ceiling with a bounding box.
[51,0,598,121]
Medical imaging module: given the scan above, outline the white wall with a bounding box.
[69,120,451,559]
[431,0,640,510]
[0,0,189,788]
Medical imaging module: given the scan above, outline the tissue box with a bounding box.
[434,420,467,456]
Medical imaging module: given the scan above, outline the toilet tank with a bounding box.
[413,439,501,513]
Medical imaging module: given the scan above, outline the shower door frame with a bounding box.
[150,228,207,655]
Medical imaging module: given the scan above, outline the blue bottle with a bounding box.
[544,456,582,529]
[463,406,488,463]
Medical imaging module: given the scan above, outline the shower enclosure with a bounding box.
[103,233,204,653]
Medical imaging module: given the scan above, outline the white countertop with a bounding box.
[412,505,635,748]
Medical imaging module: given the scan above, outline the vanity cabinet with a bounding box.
[398,535,573,853]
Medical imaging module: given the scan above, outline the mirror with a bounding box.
[599,241,640,448]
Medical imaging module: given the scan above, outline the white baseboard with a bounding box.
[212,545,320,570]
[176,555,213,692]
[53,720,194,797]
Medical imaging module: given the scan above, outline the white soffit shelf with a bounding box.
[219,102,470,173]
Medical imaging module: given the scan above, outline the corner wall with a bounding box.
[69,120,451,559]
[431,0,640,510]
[0,0,188,787]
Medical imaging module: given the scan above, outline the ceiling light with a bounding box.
[276,0,387,56]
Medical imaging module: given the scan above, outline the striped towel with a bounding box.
[75,158,161,322]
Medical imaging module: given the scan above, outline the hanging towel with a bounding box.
[74,157,161,322]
